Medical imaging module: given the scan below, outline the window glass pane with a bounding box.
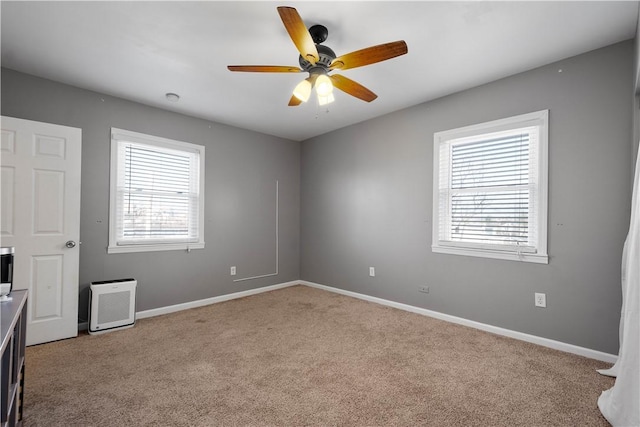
[451,133,529,189]
[121,144,195,241]
[451,190,529,245]
[448,130,531,246]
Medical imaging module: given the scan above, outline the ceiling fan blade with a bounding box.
[227,65,302,73]
[330,41,408,71]
[329,74,378,102]
[288,95,303,106]
[277,6,319,65]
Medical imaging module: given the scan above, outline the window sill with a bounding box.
[432,245,548,264]
[107,242,205,254]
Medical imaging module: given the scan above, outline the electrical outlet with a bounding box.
[419,286,429,294]
[369,267,375,277]
[535,292,546,308]
[230,266,236,276]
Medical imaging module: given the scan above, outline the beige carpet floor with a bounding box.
[24,285,614,426]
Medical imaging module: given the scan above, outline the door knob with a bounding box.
[65,240,76,248]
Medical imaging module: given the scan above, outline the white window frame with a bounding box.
[108,128,205,254]
[432,110,549,264]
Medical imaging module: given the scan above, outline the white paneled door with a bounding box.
[1,116,82,345]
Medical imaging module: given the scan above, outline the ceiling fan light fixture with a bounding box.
[318,93,335,106]
[293,79,312,102]
[315,74,333,97]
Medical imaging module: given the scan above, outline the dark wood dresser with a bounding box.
[1,290,27,427]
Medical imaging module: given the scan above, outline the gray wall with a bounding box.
[1,68,300,317]
[634,6,640,171]
[635,4,640,94]
[301,41,633,354]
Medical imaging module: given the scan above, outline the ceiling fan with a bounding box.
[227,6,408,106]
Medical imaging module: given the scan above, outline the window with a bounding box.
[108,128,205,254]
[432,110,548,263]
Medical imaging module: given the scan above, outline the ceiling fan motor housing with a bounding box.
[299,44,335,72]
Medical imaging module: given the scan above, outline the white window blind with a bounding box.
[109,129,205,253]
[433,110,548,263]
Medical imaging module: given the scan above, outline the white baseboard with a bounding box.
[136,280,299,320]
[78,321,88,332]
[300,280,618,364]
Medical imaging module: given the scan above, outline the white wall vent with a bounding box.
[89,279,136,335]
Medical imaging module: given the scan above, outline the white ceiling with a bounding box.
[1,1,638,141]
